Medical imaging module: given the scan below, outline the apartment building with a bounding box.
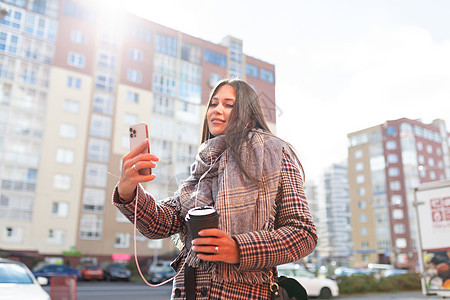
[347,118,449,269]
[0,0,277,265]
[316,162,352,267]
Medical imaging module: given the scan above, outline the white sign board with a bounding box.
[415,183,450,251]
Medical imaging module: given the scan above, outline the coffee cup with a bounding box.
[185,206,220,254]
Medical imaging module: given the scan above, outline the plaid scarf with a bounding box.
[174,129,287,284]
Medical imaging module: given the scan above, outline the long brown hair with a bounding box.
[201,78,305,184]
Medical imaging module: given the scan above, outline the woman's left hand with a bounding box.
[192,229,240,264]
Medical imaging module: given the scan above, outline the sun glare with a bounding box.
[91,0,124,28]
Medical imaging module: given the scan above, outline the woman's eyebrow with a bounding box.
[212,97,235,101]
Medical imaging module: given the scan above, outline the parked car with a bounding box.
[277,263,339,299]
[32,263,79,283]
[101,262,131,281]
[0,258,50,300]
[147,260,176,284]
[80,264,104,281]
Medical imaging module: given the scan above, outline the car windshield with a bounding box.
[0,263,34,284]
[109,264,126,269]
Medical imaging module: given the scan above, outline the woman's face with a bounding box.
[207,84,236,137]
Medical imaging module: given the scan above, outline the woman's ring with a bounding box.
[132,164,138,172]
[214,246,219,254]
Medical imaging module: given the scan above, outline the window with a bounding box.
[417,141,423,151]
[80,214,103,240]
[204,49,226,67]
[230,40,242,63]
[359,214,367,223]
[394,224,405,234]
[386,126,396,136]
[246,63,258,78]
[392,209,404,219]
[2,226,24,243]
[82,188,105,212]
[390,181,401,191]
[356,174,365,184]
[56,148,74,164]
[51,202,69,217]
[84,163,107,187]
[350,134,368,147]
[387,154,398,163]
[127,69,142,83]
[386,140,397,150]
[360,227,368,236]
[48,229,65,244]
[391,195,402,205]
[361,241,369,249]
[53,174,71,190]
[388,167,399,177]
[87,138,110,162]
[25,13,57,41]
[0,32,20,54]
[130,48,143,61]
[96,71,114,91]
[153,74,176,96]
[155,34,177,57]
[152,94,174,116]
[98,50,116,69]
[67,76,81,89]
[90,114,111,138]
[180,61,201,83]
[0,7,24,30]
[395,238,407,248]
[355,162,364,171]
[181,42,201,64]
[228,62,240,78]
[93,93,113,115]
[426,144,433,154]
[126,91,139,103]
[63,99,80,113]
[178,81,201,102]
[70,29,86,44]
[59,123,77,139]
[354,149,363,159]
[357,187,366,196]
[114,233,130,248]
[67,52,85,68]
[260,69,274,83]
[359,200,367,209]
[154,53,177,76]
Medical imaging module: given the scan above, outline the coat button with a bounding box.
[174,288,181,297]
[200,287,208,296]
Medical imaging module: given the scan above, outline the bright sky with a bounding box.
[113,0,450,182]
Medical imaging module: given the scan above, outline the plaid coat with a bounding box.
[113,146,317,299]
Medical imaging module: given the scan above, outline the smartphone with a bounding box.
[129,122,151,175]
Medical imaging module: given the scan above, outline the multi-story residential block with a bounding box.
[347,118,449,269]
[316,162,352,267]
[0,0,276,265]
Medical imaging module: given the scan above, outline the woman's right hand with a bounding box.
[117,139,159,202]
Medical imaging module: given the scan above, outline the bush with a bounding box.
[338,273,421,294]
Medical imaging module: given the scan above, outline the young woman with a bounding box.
[113,78,317,299]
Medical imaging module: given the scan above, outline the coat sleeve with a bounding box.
[232,149,318,271]
[112,184,184,239]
